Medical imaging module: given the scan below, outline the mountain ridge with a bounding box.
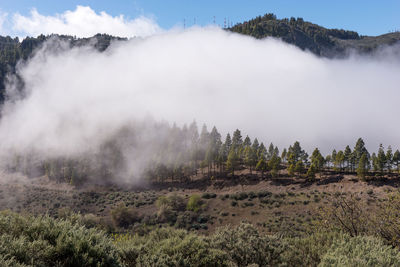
[228,13,400,57]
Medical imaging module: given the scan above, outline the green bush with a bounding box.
[110,202,140,228]
[210,223,286,266]
[282,231,343,266]
[320,235,400,267]
[187,194,203,212]
[114,227,229,266]
[0,211,121,267]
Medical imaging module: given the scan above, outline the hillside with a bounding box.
[0,34,126,102]
[228,13,400,57]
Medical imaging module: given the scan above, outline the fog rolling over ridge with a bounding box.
[0,27,399,182]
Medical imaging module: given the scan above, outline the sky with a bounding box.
[0,0,399,37]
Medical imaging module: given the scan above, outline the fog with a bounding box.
[0,27,399,181]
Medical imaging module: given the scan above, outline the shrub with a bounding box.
[282,231,343,266]
[114,227,229,266]
[187,194,203,212]
[202,192,217,199]
[320,235,400,266]
[156,203,176,224]
[210,223,286,266]
[110,203,140,228]
[0,211,121,266]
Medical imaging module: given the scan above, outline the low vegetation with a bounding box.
[2,206,400,266]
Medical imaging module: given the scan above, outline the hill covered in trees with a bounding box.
[0,34,126,102]
[228,13,400,57]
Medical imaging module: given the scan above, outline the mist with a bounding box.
[0,27,399,182]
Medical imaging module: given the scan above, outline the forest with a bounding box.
[9,121,400,186]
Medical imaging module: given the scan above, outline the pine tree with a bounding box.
[268,153,281,177]
[226,149,239,176]
[267,143,275,160]
[377,144,386,176]
[251,138,260,153]
[306,164,316,180]
[281,148,287,163]
[288,141,305,164]
[231,129,243,151]
[335,151,345,171]
[256,155,268,178]
[386,145,393,173]
[344,145,352,171]
[357,152,368,180]
[310,148,325,174]
[354,138,369,167]
[224,134,232,153]
[288,163,295,177]
[393,150,400,173]
[258,143,266,158]
[243,135,252,148]
[294,160,305,177]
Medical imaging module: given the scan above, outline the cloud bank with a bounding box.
[9,6,161,38]
[0,27,400,181]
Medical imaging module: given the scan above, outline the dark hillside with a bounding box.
[229,13,400,57]
[0,34,126,102]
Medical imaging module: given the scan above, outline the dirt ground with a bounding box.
[0,169,397,234]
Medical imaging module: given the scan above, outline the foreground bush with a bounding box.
[320,235,400,266]
[115,227,229,266]
[0,211,121,267]
[210,223,286,266]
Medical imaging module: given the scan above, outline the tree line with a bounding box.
[7,121,400,185]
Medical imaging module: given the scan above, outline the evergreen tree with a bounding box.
[231,129,243,151]
[226,149,240,176]
[371,153,378,173]
[251,138,260,153]
[244,146,258,174]
[393,150,400,173]
[294,160,305,177]
[288,141,305,165]
[386,145,393,173]
[267,143,275,160]
[268,153,281,177]
[258,142,267,158]
[325,155,331,168]
[199,124,210,149]
[331,149,337,166]
[256,155,268,178]
[353,138,369,167]
[377,144,386,176]
[224,134,232,152]
[344,145,352,171]
[288,163,295,177]
[310,148,325,174]
[243,135,251,148]
[335,150,345,171]
[357,152,369,180]
[281,148,287,163]
[306,164,316,180]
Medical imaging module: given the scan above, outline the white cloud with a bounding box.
[0,11,8,35]
[12,5,161,38]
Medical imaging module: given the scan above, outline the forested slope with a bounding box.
[228,13,400,57]
[0,34,126,102]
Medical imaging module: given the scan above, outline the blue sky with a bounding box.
[1,0,399,36]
